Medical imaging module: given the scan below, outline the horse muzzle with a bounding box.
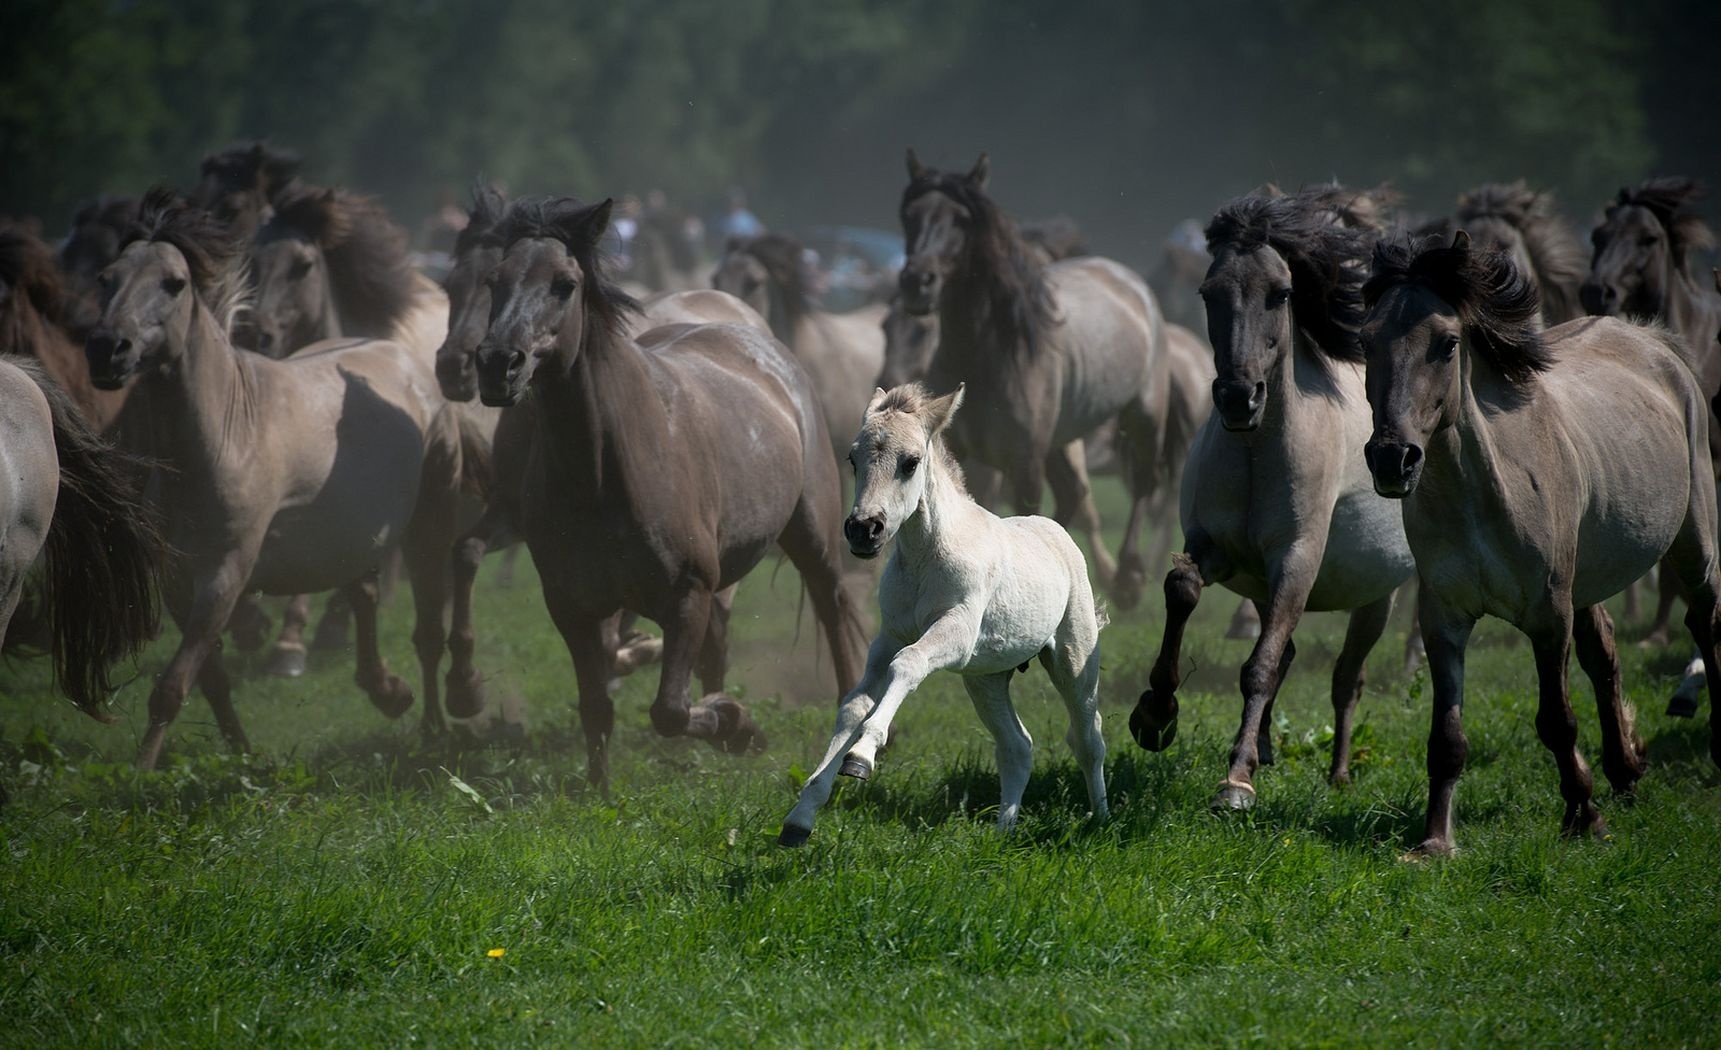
[435,345,479,403]
[844,513,886,559]
[84,330,139,390]
[1579,281,1618,317]
[1212,378,1266,431]
[1364,438,1424,498]
[474,343,527,407]
[897,268,940,316]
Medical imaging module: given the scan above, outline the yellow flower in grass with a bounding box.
[487,947,506,959]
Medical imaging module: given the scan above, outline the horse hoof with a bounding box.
[367,675,415,719]
[1328,769,1352,788]
[1129,691,1178,752]
[839,755,872,781]
[778,824,811,848]
[708,697,766,756]
[264,643,308,679]
[445,669,488,719]
[1210,781,1255,813]
[1667,693,1699,719]
[1401,838,1456,861]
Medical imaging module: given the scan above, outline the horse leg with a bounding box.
[1046,440,1115,588]
[1401,582,1426,672]
[1666,504,1721,763]
[445,529,491,719]
[263,593,313,678]
[544,590,617,797]
[967,463,1003,511]
[227,594,270,652]
[1641,558,1679,648]
[780,636,899,846]
[1129,532,1227,752]
[1411,590,1475,857]
[138,561,251,770]
[344,569,414,719]
[1008,446,1048,517]
[310,589,353,654]
[1042,626,1108,821]
[495,544,522,589]
[1573,604,1645,795]
[1213,577,1310,811]
[1328,593,1394,786]
[613,609,664,678]
[1226,599,1262,641]
[1526,609,1603,839]
[1248,603,1294,770]
[779,477,866,697]
[407,546,451,738]
[963,672,1034,832]
[696,585,735,697]
[844,611,980,774]
[651,586,765,755]
[196,641,248,755]
[1111,485,1152,612]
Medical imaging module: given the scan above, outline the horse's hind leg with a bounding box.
[1046,440,1115,588]
[1042,625,1108,821]
[344,570,414,720]
[406,546,451,738]
[1111,486,1152,611]
[1573,604,1645,794]
[1129,533,1226,753]
[197,642,249,755]
[963,672,1034,832]
[263,593,313,678]
[445,527,493,719]
[542,590,617,797]
[1641,559,1680,648]
[1328,594,1394,786]
[779,487,865,697]
[651,585,766,755]
[695,585,735,697]
[1526,610,1603,839]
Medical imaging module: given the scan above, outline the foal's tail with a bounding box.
[23,363,162,720]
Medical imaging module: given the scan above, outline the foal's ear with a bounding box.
[1450,229,1471,253]
[906,147,927,182]
[968,153,990,189]
[867,386,889,414]
[928,383,965,433]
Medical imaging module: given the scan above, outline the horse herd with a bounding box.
[2,141,1719,857]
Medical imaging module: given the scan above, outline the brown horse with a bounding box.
[0,357,160,720]
[87,189,486,768]
[898,150,1168,589]
[1453,181,1587,326]
[472,195,865,794]
[712,233,886,463]
[189,141,303,240]
[58,195,140,340]
[1363,230,1721,854]
[1,223,128,431]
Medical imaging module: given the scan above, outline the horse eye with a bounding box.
[1638,234,1658,247]
[1436,334,1459,357]
[551,276,577,299]
[1267,287,1291,308]
[288,258,312,281]
[900,454,921,477]
[162,276,186,296]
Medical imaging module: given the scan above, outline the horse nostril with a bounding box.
[1250,382,1265,410]
[1402,445,1423,471]
[507,350,526,374]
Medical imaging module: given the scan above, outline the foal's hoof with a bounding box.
[264,643,308,679]
[708,696,767,756]
[1210,780,1256,813]
[1129,690,1179,752]
[839,754,873,781]
[777,824,811,848]
[445,668,488,719]
[1667,692,1699,719]
[365,674,415,719]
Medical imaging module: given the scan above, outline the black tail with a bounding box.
[20,363,163,720]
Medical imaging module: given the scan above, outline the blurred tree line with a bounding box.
[1,0,1713,266]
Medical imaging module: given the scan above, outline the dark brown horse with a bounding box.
[472,195,865,794]
[1,223,128,430]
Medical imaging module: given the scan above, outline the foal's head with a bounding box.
[1360,231,1550,497]
[843,382,964,559]
[434,181,508,402]
[1582,178,1713,318]
[1201,187,1372,430]
[86,188,245,388]
[476,195,633,407]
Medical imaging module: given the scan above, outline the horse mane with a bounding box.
[0,221,68,334]
[1365,234,1552,384]
[871,382,968,494]
[729,233,817,333]
[498,195,640,345]
[1610,177,1716,271]
[1456,181,1586,321]
[902,168,1056,361]
[454,179,508,257]
[194,141,302,205]
[1205,187,1376,362]
[128,186,250,335]
[266,184,418,338]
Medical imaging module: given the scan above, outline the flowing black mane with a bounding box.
[454,180,509,257]
[499,195,640,341]
[263,184,418,337]
[1206,187,1376,361]
[1456,181,1586,322]
[729,233,817,331]
[1609,177,1716,272]
[1365,234,1552,384]
[127,186,249,328]
[902,168,1056,360]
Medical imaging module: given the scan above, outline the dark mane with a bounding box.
[730,233,817,332]
[498,195,640,340]
[1205,187,1376,361]
[0,221,68,328]
[902,168,1056,360]
[127,186,249,329]
[193,141,302,206]
[264,184,418,337]
[454,180,508,257]
[1365,234,1552,383]
[1456,181,1586,322]
[1609,177,1716,271]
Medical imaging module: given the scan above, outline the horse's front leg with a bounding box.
[844,610,980,772]
[542,590,617,798]
[1328,593,1395,786]
[1212,559,1317,811]
[1130,532,1228,752]
[650,585,765,755]
[1046,440,1115,588]
[1573,604,1646,795]
[138,556,254,770]
[1411,588,1476,856]
[779,636,902,846]
[263,593,313,678]
[345,569,414,719]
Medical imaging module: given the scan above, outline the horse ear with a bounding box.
[968,153,990,189]
[906,147,927,181]
[929,383,965,433]
[867,386,889,413]
[570,199,613,250]
[1450,229,1471,253]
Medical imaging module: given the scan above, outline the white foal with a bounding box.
[778,383,1109,846]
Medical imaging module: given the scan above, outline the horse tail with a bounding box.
[453,408,493,504]
[23,362,162,721]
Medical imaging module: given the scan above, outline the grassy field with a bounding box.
[3,477,1720,1047]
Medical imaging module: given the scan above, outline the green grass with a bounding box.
[3,478,1720,1047]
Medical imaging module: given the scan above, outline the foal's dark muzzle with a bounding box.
[1212,378,1266,431]
[1364,439,1424,498]
[844,513,886,559]
[84,330,138,390]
